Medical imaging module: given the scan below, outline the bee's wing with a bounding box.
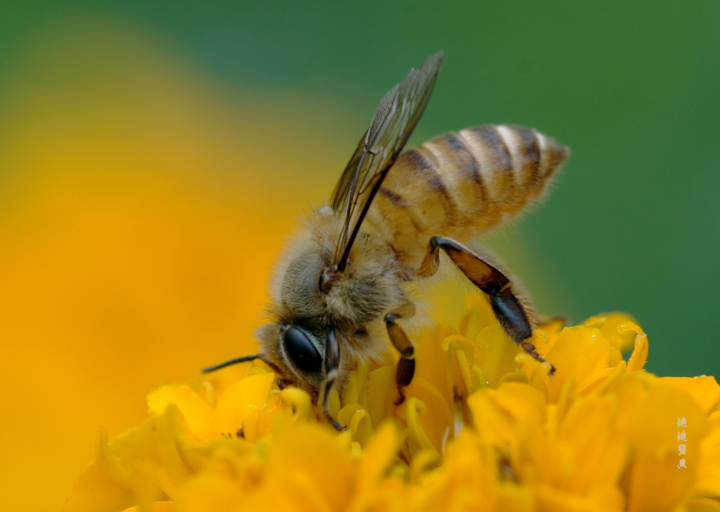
[330,52,443,270]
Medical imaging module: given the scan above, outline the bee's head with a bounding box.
[253,320,342,429]
[203,319,342,430]
[253,321,327,400]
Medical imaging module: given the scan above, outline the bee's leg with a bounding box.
[421,236,555,375]
[322,329,344,431]
[385,307,417,405]
[394,358,415,406]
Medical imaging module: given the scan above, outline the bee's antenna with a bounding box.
[202,354,261,373]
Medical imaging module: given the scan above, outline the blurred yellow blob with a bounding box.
[0,18,345,511]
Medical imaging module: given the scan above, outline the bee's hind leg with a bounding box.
[385,300,417,405]
[419,236,555,376]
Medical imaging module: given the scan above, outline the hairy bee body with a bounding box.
[368,125,569,270]
[259,123,569,401]
[206,54,570,427]
[261,209,404,400]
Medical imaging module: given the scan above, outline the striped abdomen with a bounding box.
[367,124,570,269]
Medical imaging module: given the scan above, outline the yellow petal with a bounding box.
[663,376,720,414]
[696,410,720,498]
[614,374,709,512]
[278,387,314,423]
[343,360,370,406]
[553,395,627,492]
[537,316,565,345]
[210,371,275,437]
[496,484,535,512]
[585,312,639,352]
[64,428,141,512]
[620,322,648,372]
[265,422,353,512]
[173,471,253,512]
[459,294,498,340]
[122,503,175,512]
[686,497,720,512]
[418,430,499,511]
[534,483,624,512]
[474,324,524,387]
[403,375,455,452]
[337,404,374,446]
[147,384,214,440]
[442,335,476,397]
[544,326,617,401]
[404,397,439,457]
[154,405,205,496]
[467,382,545,462]
[414,325,455,412]
[409,448,441,484]
[365,364,398,432]
[349,421,401,512]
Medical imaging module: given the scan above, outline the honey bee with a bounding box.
[204,52,570,429]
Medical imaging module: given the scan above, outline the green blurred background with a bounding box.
[1,2,719,510]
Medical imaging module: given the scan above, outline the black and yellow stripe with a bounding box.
[367,124,569,269]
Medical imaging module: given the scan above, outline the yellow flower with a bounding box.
[65,297,720,512]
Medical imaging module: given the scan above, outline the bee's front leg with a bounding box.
[322,329,344,431]
[385,301,417,405]
[420,236,555,375]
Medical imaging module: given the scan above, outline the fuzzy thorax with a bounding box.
[256,209,410,400]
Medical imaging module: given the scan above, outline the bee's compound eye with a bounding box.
[283,326,322,375]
